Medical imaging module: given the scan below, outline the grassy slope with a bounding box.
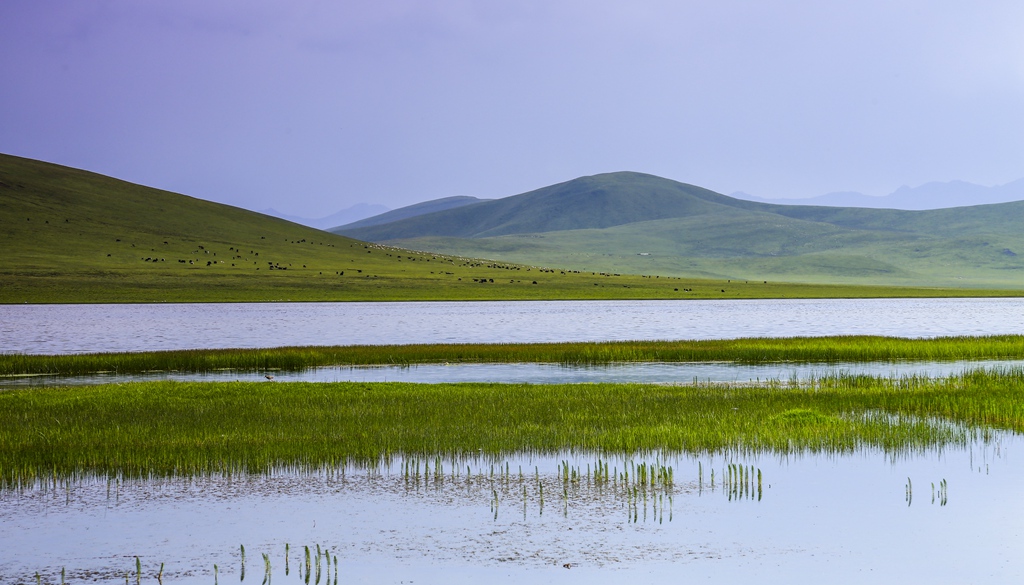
[336,171,1024,287]
[3,153,1011,302]
[388,213,1024,286]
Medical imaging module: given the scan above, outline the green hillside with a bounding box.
[0,154,675,302]
[337,172,743,239]
[6,153,979,303]
[335,172,1024,287]
[2,154,1020,302]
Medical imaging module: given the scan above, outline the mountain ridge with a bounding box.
[334,171,766,241]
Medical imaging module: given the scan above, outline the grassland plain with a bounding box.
[2,153,1022,302]
[4,335,1024,376]
[1,370,1021,488]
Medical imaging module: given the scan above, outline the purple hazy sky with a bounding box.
[2,1,1023,217]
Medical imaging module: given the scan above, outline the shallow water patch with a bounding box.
[2,441,1021,584]
[5,359,1024,389]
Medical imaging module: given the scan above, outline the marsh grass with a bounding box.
[4,335,1024,377]
[2,369,1024,488]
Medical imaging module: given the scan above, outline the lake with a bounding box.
[4,297,1024,583]
[3,297,1024,354]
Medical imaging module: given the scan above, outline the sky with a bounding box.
[2,1,1023,217]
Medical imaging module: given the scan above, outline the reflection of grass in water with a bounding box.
[721,464,765,502]
[25,544,330,585]
[394,456,695,522]
[28,460,757,580]
[13,457,962,584]
[2,370,1024,487]
[20,459,752,583]
[304,546,310,585]
[6,335,1024,376]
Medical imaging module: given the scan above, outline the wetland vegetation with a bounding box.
[2,369,1022,489]
[4,335,1024,377]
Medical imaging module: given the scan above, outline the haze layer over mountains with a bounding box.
[732,179,1024,210]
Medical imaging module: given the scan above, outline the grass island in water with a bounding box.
[4,335,1024,377]
[2,369,1023,489]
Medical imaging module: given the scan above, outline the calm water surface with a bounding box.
[5,359,1024,389]
[3,298,1024,354]
[2,440,1020,584]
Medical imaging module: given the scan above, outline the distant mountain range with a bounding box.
[731,178,1024,210]
[330,171,1024,287]
[261,203,390,230]
[277,176,1024,234]
[337,178,1024,236]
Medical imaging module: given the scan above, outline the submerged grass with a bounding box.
[1,369,1023,487]
[4,335,1024,376]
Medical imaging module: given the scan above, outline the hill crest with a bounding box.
[334,171,758,241]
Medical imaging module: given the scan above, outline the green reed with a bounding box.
[3,369,1024,487]
[4,335,1024,377]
